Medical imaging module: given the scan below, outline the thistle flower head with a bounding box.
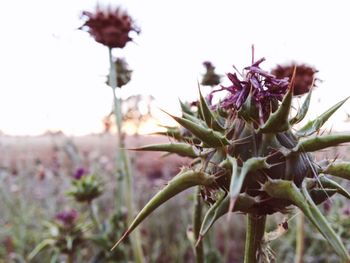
[216,58,289,120]
[55,209,78,226]
[73,167,87,180]
[67,174,103,203]
[271,63,317,96]
[80,5,140,48]
[114,52,350,262]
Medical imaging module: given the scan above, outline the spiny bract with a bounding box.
[113,56,350,261]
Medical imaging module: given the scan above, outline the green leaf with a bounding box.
[230,157,270,208]
[163,110,230,147]
[198,193,257,239]
[179,99,195,116]
[198,192,227,239]
[259,87,293,133]
[27,239,55,260]
[293,134,350,153]
[111,169,214,250]
[301,184,350,262]
[290,89,312,125]
[263,178,350,261]
[183,112,207,126]
[323,162,350,180]
[152,126,182,140]
[238,92,259,122]
[318,175,350,199]
[198,84,224,132]
[296,97,349,137]
[129,143,198,158]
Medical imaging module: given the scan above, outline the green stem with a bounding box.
[67,253,74,263]
[244,214,266,263]
[88,201,101,231]
[108,48,145,263]
[108,49,123,139]
[193,186,204,263]
[295,213,304,263]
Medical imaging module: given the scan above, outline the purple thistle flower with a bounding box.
[55,209,78,226]
[80,5,140,49]
[213,57,289,121]
[343,206,350,216]
[73,167,87,180]
[323,200,331,213]
[271,63,317,96]
[203,61,215,70]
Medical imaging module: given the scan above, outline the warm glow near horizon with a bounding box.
[0,0,350,136]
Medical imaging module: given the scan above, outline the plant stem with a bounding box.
[244,214,266,263]
[67,253,74,263]
[88,201,101,231]
[295,213,304,263]
[193,186,204,263]
[108,48,145,263]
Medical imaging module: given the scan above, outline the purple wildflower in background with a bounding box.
[203,61,214,69]
[271,63,317,96]
[80,5,140,48]
[343,206,350,216]
[212,57,289,120]
[73,167,87,180]
[55,209,78,226]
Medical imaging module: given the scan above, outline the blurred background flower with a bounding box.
[80,5,140,48]
[271,63,318,96]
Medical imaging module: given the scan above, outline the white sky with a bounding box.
[0,0,350,135]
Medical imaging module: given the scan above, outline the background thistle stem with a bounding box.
[108,49,124,145]
[108,48,145,263]
[193,186,204,263]
[295,213,305,263]
[88,201,101,231]
[244,214,266,263]
[67,253,74,263]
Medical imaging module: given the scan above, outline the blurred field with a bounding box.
[1,133,350,262]
[0,133,246,262]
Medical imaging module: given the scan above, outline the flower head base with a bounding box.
[216,58,289,121]
[80,6,140,48]
[67,174,103,203]
[55,209,79,226]
[271,63,317,96]
[201,61,222,87]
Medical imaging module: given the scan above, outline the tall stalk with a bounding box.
[244,214,266,263]
[108,48,145,263]
[193,186,204,263]
[67,253,74,263]
[295,213,305,263]
[88,201,101,231]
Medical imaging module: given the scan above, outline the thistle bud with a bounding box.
[201,61,221,87]
[106,58,132,88]
[73,167,88,180]
[55,209,79,226]
[67,174,103,203]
